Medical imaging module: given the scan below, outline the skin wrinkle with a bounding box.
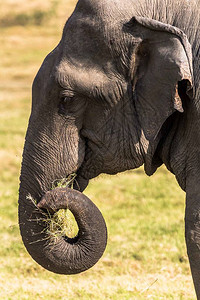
[56,62,126,107]
[81,96,144,178]
[23,113,85,195]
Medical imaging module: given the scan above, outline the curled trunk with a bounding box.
[19,187,107,274]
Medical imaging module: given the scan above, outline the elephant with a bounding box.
[18,0,200,297]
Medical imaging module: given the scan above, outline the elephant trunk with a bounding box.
[19,185,107,274]
[18,121,107,274]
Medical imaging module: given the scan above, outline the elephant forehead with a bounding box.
[56,62,110,92]
[72,0,134,20]
[61,0,134,62]
[63,16,110,63]
[56,61,126,105]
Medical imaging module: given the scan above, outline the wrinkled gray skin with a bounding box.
[19,0,200,297]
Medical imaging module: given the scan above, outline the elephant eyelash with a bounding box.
[61,96,70,103]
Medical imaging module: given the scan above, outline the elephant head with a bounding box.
[19,0,199,283]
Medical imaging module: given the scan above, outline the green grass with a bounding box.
[26,172,79,242]
[0,0,196,299]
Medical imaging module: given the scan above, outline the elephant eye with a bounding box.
[137,40,150,58]
[58,96,72,115]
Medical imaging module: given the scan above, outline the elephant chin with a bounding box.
[19,187,107,275]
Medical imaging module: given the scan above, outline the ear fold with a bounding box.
[126,16,193,140]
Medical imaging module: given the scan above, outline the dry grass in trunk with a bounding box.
[26,173,79,243]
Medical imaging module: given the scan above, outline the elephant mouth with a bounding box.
[50,172,89,193]
[72,173,89,192]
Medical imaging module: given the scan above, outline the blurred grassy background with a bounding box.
[0,0,196,299]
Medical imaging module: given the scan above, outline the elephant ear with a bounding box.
[126,16,194,140]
